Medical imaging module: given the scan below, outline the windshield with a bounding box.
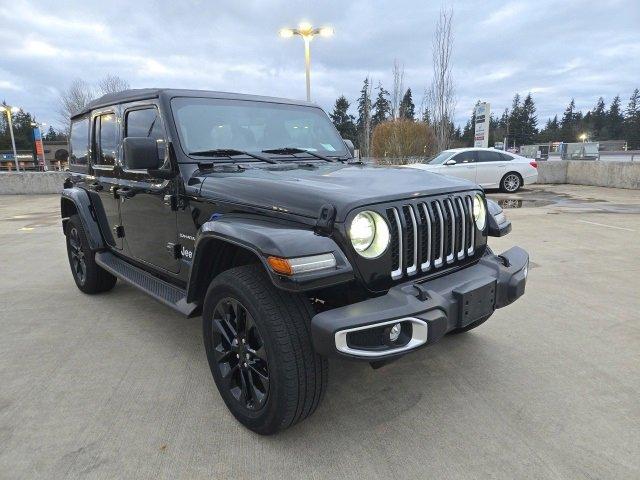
[171,97,348,159]
[426,150,455,164]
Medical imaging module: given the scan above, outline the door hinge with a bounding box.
[166,242,182,259]
[163,194,178,211]
[113,225,125,238]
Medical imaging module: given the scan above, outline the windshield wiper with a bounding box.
[189,148,280,164]
[261,147,340,163]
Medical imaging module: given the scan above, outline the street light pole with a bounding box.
[303,36,311,101]
[279,23,334,102]
[1,106,20,172]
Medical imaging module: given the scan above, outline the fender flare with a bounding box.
[61,187,105,250]
[186,216,354,301]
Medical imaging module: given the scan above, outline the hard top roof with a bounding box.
[71,88,317,118]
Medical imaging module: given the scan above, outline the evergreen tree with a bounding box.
[459,101,480,147]
[591,97,606,139]
[607,95,624,139]
[398,88,415,120]
[356,77,373,156]
[538,115,560,143]
[521,93,538,145]
[329,95,357,145]
[371,82,391,129]
[44,126,58,141]
[422,108,431,125]
[508,94,524,145]
[560,99,577,142]
[624,88,640,149]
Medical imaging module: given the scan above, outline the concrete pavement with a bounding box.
[0,185,639,479]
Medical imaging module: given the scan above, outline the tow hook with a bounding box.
[413,283,430,301]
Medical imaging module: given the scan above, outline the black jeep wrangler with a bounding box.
[61,89,528,434]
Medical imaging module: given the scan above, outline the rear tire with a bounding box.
[500,172,522,192]
[65,215,117,294]
[202,264,327,435]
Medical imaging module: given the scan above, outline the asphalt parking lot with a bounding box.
[1,184,639,479]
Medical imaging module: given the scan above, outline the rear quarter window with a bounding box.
[69,118,89,165]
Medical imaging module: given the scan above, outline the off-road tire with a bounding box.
[65,214,117,294]
[202,264,328,435]
[500,172,522,192]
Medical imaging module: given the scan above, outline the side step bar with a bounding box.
[95,251,199,317]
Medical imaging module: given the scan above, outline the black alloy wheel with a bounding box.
[68,226,87,285]
[65,214,117,294]
[211,297,269,411]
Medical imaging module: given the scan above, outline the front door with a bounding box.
[90,111,122,249]
[118,105,180,273]
[442,150,477,183]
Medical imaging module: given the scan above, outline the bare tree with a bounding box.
[391,59,405,120]
[427,6,456,152]
[97,74,130,95]
[58,79,94,132]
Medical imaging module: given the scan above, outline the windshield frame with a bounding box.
[169,96,349,163]
[425,150,456,165]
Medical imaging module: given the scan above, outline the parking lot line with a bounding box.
[576,219,636,232]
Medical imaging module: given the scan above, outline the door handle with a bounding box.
[118,187,136,200]
[466,166,474,169]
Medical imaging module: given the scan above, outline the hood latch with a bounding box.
[314,204,336,235]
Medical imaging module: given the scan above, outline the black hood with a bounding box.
[197,163,478,222]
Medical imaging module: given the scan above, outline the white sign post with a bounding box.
[474,102,490,148]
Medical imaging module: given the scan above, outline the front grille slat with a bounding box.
[445,199,456,264]
[419,203,431,271]
[466,196,475,255]
[389,208,403,280]
[386,193,479,281]
[403,205,418,276]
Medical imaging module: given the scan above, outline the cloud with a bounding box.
[481,2,528,26]
[0,0,637,130]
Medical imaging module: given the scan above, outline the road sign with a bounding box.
[474,102,490,148]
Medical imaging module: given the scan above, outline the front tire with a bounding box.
[65,215,117,294]
[202,264,327,435]
[500,172,522,192]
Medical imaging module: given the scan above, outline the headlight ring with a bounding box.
[473,194,487,231]
[349,211,390,259]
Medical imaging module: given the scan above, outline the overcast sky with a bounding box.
[1,0,638,130]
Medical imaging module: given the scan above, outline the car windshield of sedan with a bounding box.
[171,97,348,158]
[426,150,455,164]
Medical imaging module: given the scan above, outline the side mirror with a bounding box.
[444,159,457,166]
[123,137,161,170]
[343,139,355,157]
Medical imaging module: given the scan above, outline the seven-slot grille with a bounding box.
[386,194,477,280]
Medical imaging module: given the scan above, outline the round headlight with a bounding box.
[349,211,390,258]
[473,194,487,230]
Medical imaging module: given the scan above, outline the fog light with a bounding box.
[389,323,402,342]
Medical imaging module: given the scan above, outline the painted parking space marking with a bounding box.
[577,220,635,232]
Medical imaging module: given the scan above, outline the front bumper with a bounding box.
[311,246,529,360]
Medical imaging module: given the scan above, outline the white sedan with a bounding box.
[406,148,538,192]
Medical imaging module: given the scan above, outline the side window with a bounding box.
[476,151,502,163]
[69,118,89,165]
[93,114,118,166]
[125,107,166,168]
[499,152,513,161]
[452,151,476,163]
